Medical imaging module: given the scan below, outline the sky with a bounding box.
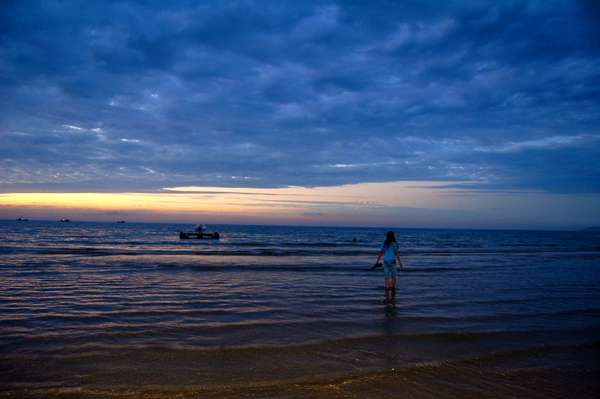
[1,0,599,229]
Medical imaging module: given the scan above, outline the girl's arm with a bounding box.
[396,251,405,270]
[372,251,383,269]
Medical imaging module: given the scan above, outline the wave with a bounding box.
[5,327,599,371]
[4,325,598,356]
[4,312,599,355]
[155,264,468,274]
[4,310,598,351]
[400,267,462,273]
[1,245,598,258]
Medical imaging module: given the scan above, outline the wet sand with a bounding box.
[2,334,598,398]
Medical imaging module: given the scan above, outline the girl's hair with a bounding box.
[383,231,396,249]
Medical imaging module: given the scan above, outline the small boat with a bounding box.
[179,224,220,240]
[179,231,220,239]
[116,220,126,223]
[59,218,70,222]
[16,217,29,221]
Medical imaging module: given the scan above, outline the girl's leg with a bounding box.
[390,277,396,302]
[384,277,392,303]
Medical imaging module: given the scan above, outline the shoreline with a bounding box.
[2,331,598,398]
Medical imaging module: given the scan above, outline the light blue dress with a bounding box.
[381,241,399,278]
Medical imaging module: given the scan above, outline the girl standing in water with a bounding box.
[373,231,405,305]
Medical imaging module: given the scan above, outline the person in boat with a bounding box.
[373,231,405,305]
[195,224,219,239]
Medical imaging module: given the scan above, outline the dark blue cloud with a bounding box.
[1,0,599,193]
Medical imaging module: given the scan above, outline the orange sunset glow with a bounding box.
[2,181,598,228]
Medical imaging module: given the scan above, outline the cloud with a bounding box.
[63,124,85,131]
[0,0,599,194]
[382,17,457,51]
[475,134,600,153]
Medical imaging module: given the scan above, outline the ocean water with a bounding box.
[0,221,599,398]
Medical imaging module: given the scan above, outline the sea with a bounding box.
[0,221,599,398]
